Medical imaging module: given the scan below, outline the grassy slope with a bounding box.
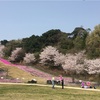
[0,62,49,84]
[0,62,33,80]
[33,63,66,76]
[0,58,68,84]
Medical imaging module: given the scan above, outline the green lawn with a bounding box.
[0,84,100,100]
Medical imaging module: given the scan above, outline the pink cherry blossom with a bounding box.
[23,53,36,64]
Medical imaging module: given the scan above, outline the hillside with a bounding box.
[0,58,72,84]
[0,58,52,83]
[0,61,33,82]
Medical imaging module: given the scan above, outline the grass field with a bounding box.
[0,84,100,100]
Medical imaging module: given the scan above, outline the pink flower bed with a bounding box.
[0,79,21,83]
[0,58,52,78]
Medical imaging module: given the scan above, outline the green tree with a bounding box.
[59,38,73,54]
[41,29,63,46]
[22,35,42,53]
[86,24,100,58]
[72,27,89,51]
[0,40,8,45]
[73,36,85,50]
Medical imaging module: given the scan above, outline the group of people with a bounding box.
[51,76,96,89]
[81,81,96,89]
[52,75,64,89]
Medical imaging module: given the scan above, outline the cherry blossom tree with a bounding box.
[39,46,66,68]
[84,58,100,83]
[23,53,36,64]
[54,52,66,66]
[9,47,25,62]
[62,51,100,83]
[62,51,86,82]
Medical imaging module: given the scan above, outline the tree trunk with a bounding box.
[72,76,75,83]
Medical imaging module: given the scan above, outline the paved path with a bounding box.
[0,82,100,92]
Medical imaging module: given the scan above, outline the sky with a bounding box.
[0,0,100,41]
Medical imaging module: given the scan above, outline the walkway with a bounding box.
[0,82,100,92]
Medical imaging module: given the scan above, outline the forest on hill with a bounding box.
[1,24,100,59]
[0,24,100,83]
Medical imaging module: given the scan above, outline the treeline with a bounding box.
[1,24,100,59]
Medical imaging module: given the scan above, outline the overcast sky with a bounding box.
[0,0,100,41]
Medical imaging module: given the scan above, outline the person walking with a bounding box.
[59,75,64,89]
[52,77,55,89]
[62,78,64,89]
